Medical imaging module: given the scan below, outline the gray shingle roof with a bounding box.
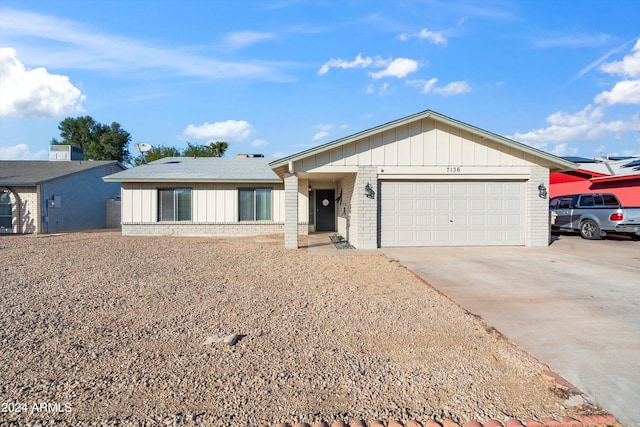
[103,157,281,183]
[0,160,122,186]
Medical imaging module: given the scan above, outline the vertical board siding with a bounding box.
[294,118,539,171]
[121,182,284,224]
[409,121,424,166]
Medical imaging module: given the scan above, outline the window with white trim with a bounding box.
[158,189,192,221]
[239,188,272,221]
[0,192,11,229]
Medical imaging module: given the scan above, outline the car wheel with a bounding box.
[580,219,602,240]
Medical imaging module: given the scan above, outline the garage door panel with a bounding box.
[452,199,468,210]
[434,184,450,195]
[416,199,431,210]
[433,214,450,226]
[380,181,525,247]
[398,199,414,211]
[434,199,450,210]
[416,215,431,226]
[505,199,522,210]
[470,199,486,211]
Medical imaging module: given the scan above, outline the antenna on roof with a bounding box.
[134,142,152,164]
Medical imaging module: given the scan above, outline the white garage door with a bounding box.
[380,181,525,247]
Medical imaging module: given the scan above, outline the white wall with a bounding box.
[121,182,285,224]
[295,118,548,172]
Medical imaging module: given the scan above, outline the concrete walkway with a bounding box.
[382,235,640,426]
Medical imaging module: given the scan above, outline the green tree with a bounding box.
[207,141,228,157]
[134,145,182,165]
[51,116,131,163]
[183,142,213,158]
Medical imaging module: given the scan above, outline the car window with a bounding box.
[549,198,560,208]
[558,198,573,209]
[603,194,619,206]
[593,195,604,206]
[580,195,594,207]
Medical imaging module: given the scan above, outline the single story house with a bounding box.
[550,156,640,206]
[0,154,124,233]
[104,110,577,248]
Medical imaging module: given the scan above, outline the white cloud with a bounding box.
[369,58,418,79]
[0,8,283,81]
[512,105,640,144]
[549,143,578,157]
[398,28,447,46]
[224,31,277,50]
[0,48,85,118]
[600,38,640,78]
[408,78,470,96]
[0,143,47,160]
[513,40,640,152]
[434,80,470,96]
[594,39,640,105]
[595,80,640,105]
[183,120,254,141]
[318,53,373,75]
[312,131,330,141]
[366,82,391,96]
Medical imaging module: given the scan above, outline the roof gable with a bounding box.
[270,110,577,172]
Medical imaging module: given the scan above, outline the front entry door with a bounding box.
[315,189,335,232]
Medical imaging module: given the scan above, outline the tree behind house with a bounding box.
[51,116,132,163]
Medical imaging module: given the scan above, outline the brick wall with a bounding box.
[122,222,285,236]
[350,167,378,249]
[527,166,550,247]
[284,173,299,248]
[1,186,39,234]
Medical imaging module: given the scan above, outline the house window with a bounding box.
[158,189,191,221]
[239,188,272,221]
[0,192,11,229]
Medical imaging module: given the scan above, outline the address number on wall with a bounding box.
[446,167,461,173]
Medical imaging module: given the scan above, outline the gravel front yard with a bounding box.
[0,232,593,426]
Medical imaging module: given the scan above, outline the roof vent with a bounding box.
[236,154,264,158]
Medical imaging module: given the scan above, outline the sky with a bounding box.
[1,0,639,162]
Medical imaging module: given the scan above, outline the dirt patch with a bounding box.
[0,232,591,425]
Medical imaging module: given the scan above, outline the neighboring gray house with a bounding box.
[0,153,124,233]
[105,110,577,248]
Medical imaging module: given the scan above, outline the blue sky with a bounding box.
[1,0,639,162]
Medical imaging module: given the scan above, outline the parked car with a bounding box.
[549,193,640,240]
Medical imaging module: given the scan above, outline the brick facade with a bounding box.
[0,186,39,234]
[284,173,299,248]
[122,222,286,236]
[350,167,378,249]
[527,165,550,247]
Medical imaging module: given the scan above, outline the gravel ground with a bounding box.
[0,232,596,426]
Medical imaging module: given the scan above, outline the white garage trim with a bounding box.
[379,180,525,247]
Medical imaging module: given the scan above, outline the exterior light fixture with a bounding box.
[365,183,375,199]
[538,183,547,199]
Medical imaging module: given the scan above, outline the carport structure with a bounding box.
[270,110,577,249]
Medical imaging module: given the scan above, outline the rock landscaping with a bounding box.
[0,232,611,426]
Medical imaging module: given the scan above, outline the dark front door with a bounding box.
[315,189,335,232]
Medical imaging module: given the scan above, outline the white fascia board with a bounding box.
[377,166,532,176]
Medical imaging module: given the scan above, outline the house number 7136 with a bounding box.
[446,167,461,173]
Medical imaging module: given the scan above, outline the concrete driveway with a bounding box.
[382,234,640,426]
